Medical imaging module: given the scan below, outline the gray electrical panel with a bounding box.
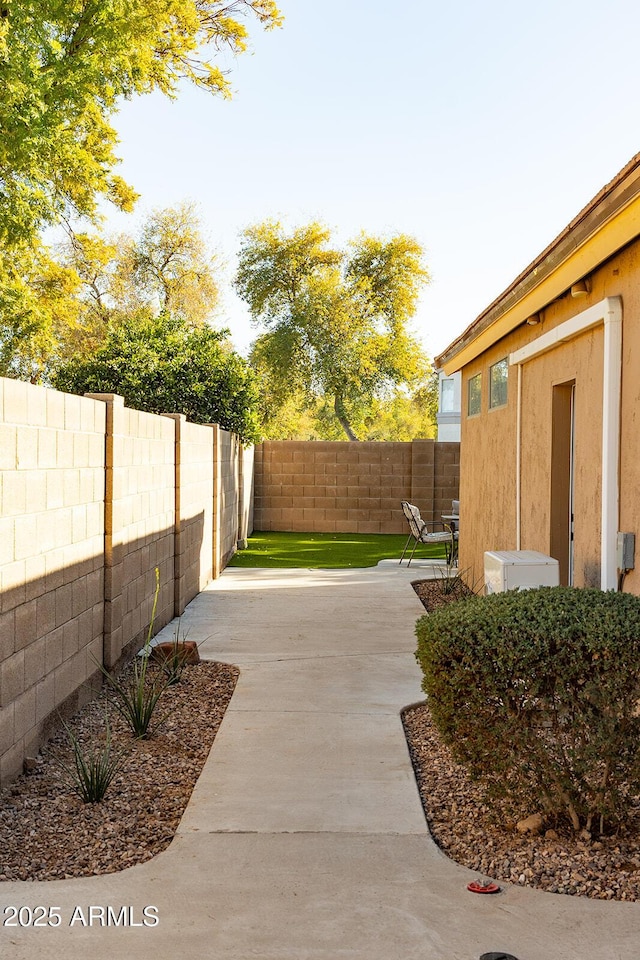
[616,532,636,571]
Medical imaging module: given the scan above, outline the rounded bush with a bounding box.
[415,586,640,831]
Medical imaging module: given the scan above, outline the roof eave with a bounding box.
[436,153,640,375]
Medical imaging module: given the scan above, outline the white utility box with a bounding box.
[484,550,560,594]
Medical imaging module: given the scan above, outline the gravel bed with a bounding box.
[4,576,639,900]
[0,660,238,881]
[406,578,640,901]
[412,575,475,611]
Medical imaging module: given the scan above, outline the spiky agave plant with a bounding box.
[98,568,172,739]
[56,715,129,803]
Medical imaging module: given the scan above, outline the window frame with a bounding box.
[440,377,456,413]
[489,357,509,409]
[467,372,482,417]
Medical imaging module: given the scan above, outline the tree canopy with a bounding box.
[235,220,433,440]
[58,201,220,357]
[256,386,438,442]
[0,0,282,246]
[52,311,260,442]
[0,1,281,384]
[110,202,219,324]
[0,203,221,381]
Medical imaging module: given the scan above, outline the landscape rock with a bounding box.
[0,660,237,881]
[402,702,640,901]
[516,813,545,835]
[151,640,201,665]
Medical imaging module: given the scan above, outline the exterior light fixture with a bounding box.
[525,313,540,325]
[571,278,591,297]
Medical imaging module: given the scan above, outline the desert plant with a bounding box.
[415,586,640,832]
[156,622,198,685]
[98,568,171,739]
[433,566,479,598]
[56,715,129,804]
[160,641,189,686]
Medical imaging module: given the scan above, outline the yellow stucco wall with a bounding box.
[519,326,603,587]
[458,237,640,593]
[459,342,518,585]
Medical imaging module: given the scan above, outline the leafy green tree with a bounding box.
[0,0,282,246]
[361,389,437,441]
[236,220,432,440]
[109,202,220,323]
[0,241,82,381]
[256,388,437,441]
[256,391,325,441]
[57,202,220,357]
[53,232,120,359]
[0,203,222,378]
[52,312,260,442]
[0,1,281,380]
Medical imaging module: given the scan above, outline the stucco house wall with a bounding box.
[459,281,612,586]
[440,154,640,595]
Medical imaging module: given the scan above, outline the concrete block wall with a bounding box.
[254,440,460,534]
[0,380,251,785]
[173,417,215,616]
[91,395,177,668]
[238,444,255,547]
[217,430,242,570]
[0,380,106,785]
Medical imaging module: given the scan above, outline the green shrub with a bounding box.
[415,586,640,832]
[53,311,260,443]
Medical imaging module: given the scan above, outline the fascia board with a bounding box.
[439,190,640,376]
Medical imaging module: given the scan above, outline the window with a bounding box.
[489,358,508,408]
[467,373,481,416]
[440,377,456,413]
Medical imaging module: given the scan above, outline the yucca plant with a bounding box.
[157,622,199,686]
[98,568,172,739]
[432,566,483,599]
[56,715,129,803]
[160,641,190,686]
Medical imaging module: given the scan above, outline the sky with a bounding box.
[105,0,640,363]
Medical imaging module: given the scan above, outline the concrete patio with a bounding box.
[1,562,639,959]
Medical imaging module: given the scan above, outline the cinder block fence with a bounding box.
[0,379,252,786]
[0,378,458,787]
[253,440,459,534]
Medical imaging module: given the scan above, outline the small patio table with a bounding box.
[441,514,459,566]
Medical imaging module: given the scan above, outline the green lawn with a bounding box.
[228,531,447,568]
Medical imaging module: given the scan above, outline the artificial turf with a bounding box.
[227,531,446,568]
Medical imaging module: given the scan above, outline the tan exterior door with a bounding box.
[550,381,576,585]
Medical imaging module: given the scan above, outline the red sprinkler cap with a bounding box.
[467,880,501,894]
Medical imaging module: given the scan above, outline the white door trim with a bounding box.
[510,296,622,590]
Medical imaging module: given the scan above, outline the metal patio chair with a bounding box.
[399,500,456,567]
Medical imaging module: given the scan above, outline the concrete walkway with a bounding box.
[1,563,639,959]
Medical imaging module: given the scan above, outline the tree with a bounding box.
[360,388,437,441]
[0,1,283,246]
[110,202,219,323]
[236,220,432,440]
[254,386,438,441]
[52,312,260,442]
[0,2,281,381]
[60,232,120,355]
[0,240,82,381]
[0,203,222,378]
[57,202,220,357]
